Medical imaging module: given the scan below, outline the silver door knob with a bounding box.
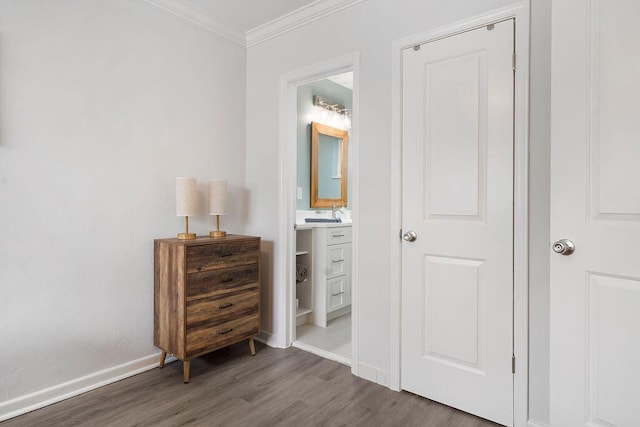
[403,230,417,242]
[553,239,575,255]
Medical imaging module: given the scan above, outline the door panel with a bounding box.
[424,256,483,369]
[588,273,640,426]
[426,52,485,218]
[551,1,640,425]
[402,20,514,426]
[590,0,640,219]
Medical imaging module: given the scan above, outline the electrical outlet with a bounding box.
[297,187,303,200]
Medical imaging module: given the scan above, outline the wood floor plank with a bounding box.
[2,344,501,426]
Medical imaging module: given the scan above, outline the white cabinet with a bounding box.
[295,224,352,328]
[295,229,313,319]
[311,225,352,327]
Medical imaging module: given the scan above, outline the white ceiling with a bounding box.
[327,72,353,90]
[184,0,318,32]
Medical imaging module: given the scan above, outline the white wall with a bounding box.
[245,0,549,424]
[0,0,246,419]
[0,0,552,423]
[528,0,551,424]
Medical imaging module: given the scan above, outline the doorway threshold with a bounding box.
[292,340,351,367]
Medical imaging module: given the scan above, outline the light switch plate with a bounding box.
[297,187,303,200]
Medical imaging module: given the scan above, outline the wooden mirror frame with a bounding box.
[311,122,348,208]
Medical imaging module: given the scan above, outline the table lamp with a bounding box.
[176,177,197,240]
[209,179,227,238]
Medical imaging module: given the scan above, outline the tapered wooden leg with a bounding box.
[248,337,256,356]
[158,351,167,368]
[183,360,190,383]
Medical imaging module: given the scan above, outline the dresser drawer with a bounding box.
[327,227,351,245]
[186,290,259,329]
[186,264,258,299]
[186,239,260,273]
[186,314,260,358]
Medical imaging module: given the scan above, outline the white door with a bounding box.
[401,21,514,426]
[550,1,640,425]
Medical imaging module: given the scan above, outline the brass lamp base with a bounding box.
[177,216,196,240]
[210,214,226,238]
[177,232,197,240]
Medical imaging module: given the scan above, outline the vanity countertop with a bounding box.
[295,220,352,230]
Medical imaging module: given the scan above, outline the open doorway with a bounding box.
[291,71,355,365]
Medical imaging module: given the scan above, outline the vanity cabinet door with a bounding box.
[327,243,351,278]
[327,276,350,312]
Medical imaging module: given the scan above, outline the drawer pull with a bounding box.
[218,328,234,335]
[332,233,345,237]
[332,291,345,296]
[219,252,234,258]
[219,278,234,284]
[218,303,234,309]
[332,259,345,263]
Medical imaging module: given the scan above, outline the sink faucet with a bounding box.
[331,202,345,219]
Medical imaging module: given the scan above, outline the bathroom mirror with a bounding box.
[311,122,348,208]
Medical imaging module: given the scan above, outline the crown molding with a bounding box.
[143,0,246,46]
[143,0,367,49]
[246,0,367,48]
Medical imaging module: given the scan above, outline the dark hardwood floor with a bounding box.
[2,343,500,426]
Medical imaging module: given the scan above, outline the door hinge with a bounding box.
[512,355,516,374]
[512,52,516,71]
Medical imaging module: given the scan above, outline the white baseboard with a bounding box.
[356,361,389,388]
[0,352,175,422]
[254,330,283,348]
[527,420,549,427]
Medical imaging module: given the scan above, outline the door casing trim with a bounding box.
[278,52,361,375]
[389,3,530,426]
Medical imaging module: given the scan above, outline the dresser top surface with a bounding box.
[155,234,259,246]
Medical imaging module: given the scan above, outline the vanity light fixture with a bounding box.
[209,179,228,238]
[176,177,197,240]
[342,110,351,129]
[313,95,351,129]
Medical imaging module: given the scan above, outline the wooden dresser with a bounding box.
[154,235,261,383]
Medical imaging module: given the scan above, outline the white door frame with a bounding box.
[390,3,530,426]
[278,53,360,374]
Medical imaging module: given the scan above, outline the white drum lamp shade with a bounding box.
[208,180,227,215]
[209,179,228,238]
[176,177,197,216]
[176,177,197,239]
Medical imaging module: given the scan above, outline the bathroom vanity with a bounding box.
[295,222,352,327]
